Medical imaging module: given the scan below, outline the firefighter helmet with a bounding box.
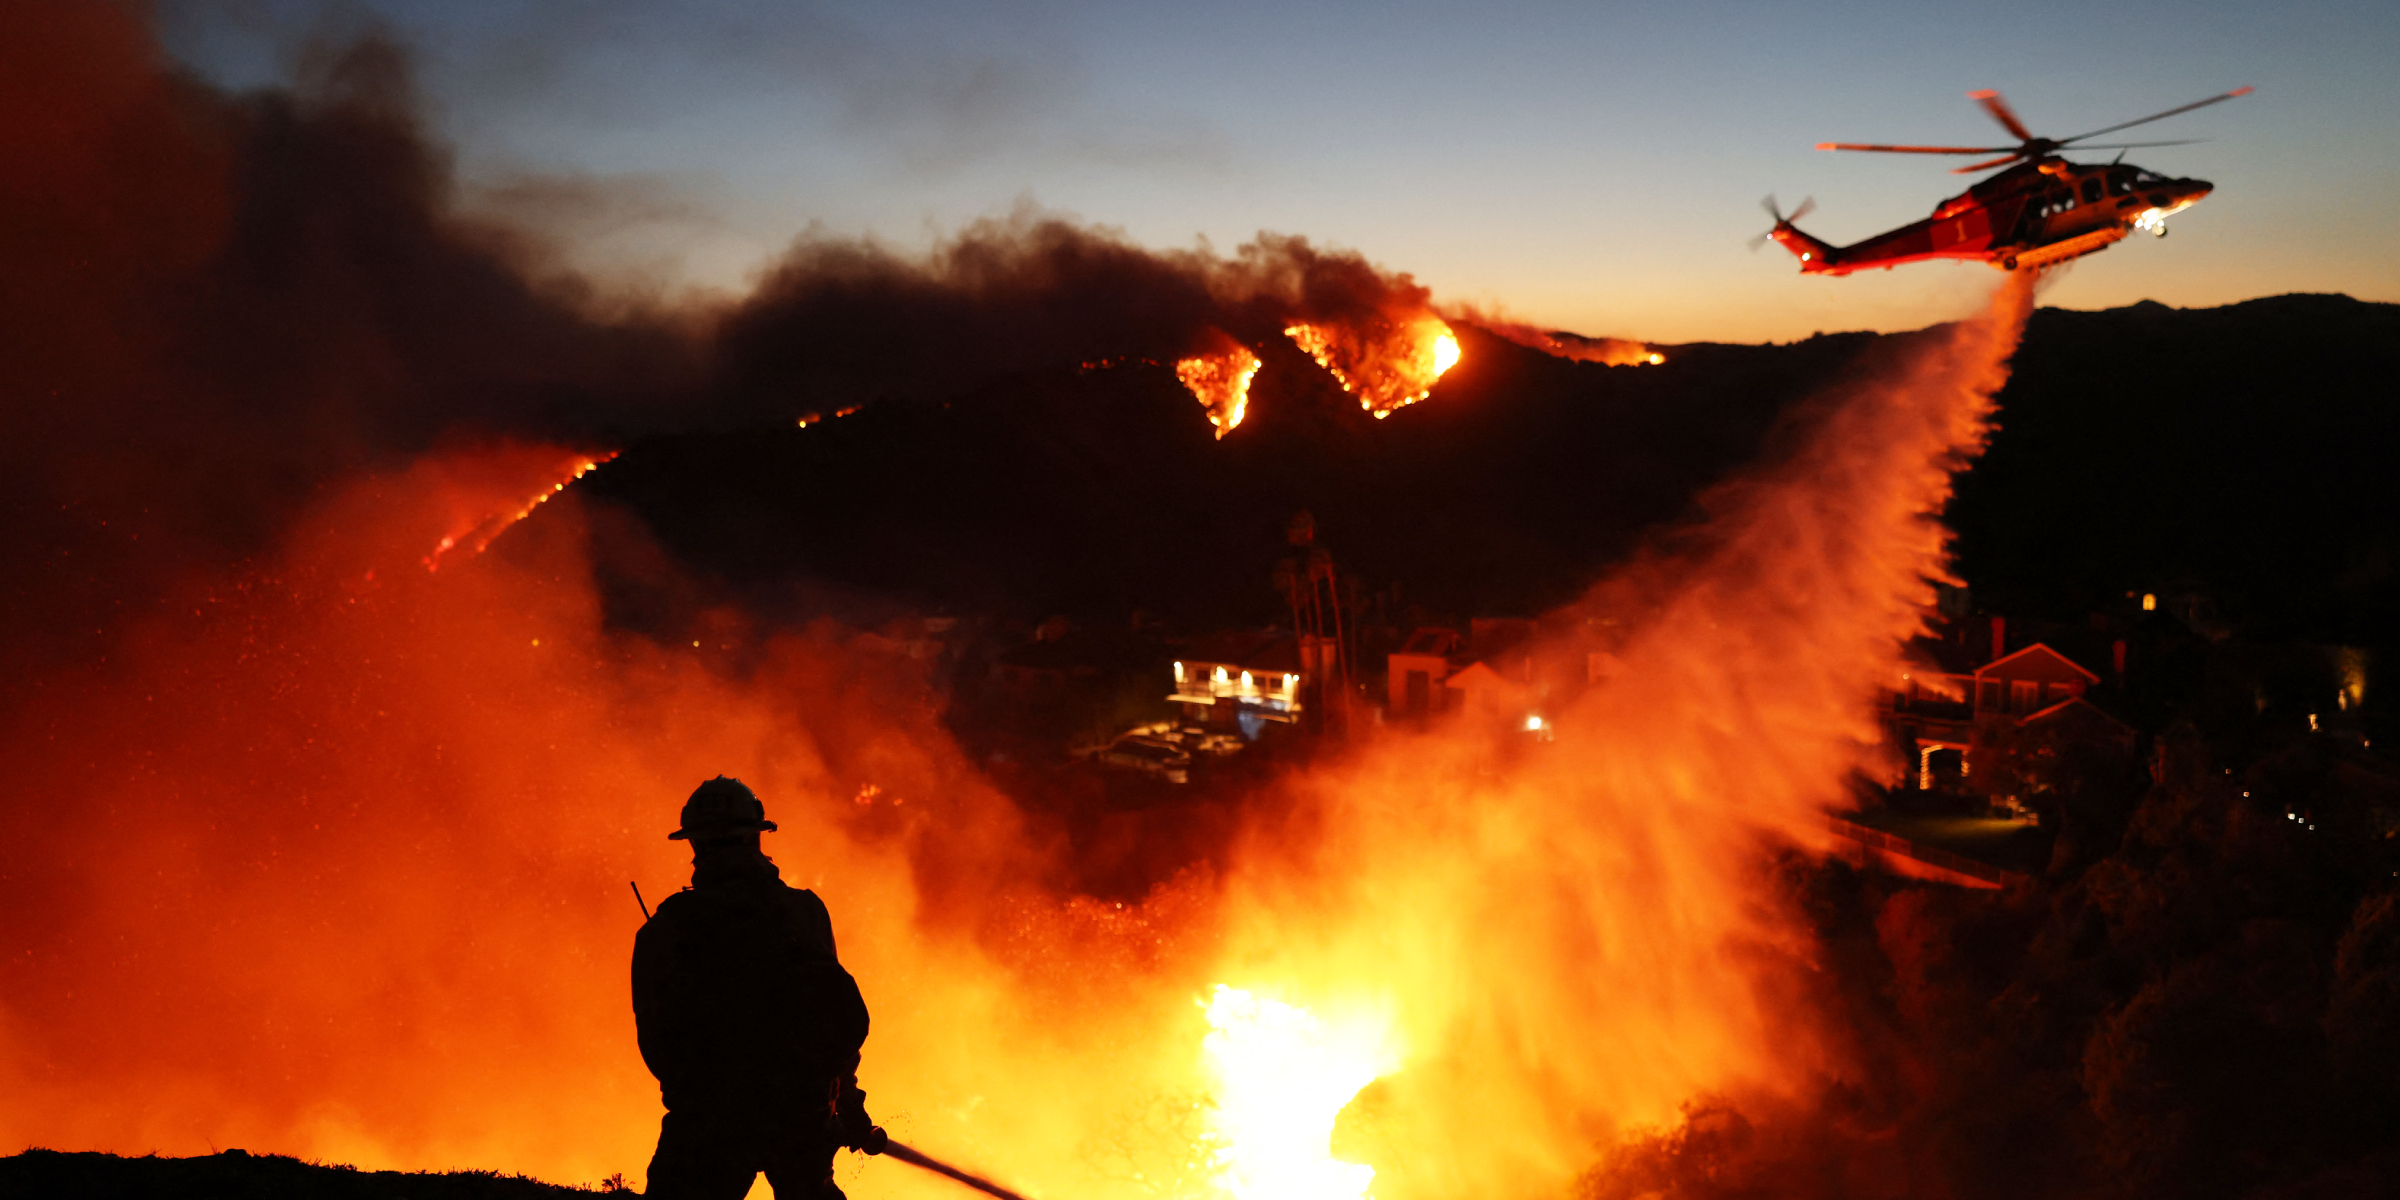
[668,775,778,841]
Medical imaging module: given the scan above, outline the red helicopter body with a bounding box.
[1765,87,2249,274]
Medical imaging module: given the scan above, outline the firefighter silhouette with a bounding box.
[634,777,884,1199]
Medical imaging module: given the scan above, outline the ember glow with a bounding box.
[1284,316,1460,418]
[1176,346,1263,437]
[796,406,861,429]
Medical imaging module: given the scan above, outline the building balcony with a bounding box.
[1171,662,1304,711]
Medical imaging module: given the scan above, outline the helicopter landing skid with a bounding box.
[1997,224,2132,271]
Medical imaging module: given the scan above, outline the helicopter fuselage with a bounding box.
[1770,157,2214,275]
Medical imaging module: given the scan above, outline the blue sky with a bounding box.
[160,0,2400,342]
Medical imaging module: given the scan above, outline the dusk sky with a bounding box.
[161,0,2400,343]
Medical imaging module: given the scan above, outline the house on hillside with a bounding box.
[1170,631,1310,739]
[1443,660,1528,718]
[1387,627,1461,717]
[1885,639,2122,790]
[2014,694,2137,747]
[1384,620,1540,722]
[1975,644,2104,716]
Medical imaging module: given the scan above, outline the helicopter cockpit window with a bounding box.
[2080,178,2103,204]
[2107,170,2135,195]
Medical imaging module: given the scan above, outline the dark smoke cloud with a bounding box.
[0,4,697,677]
[0,1,1436,671]
[711,215,1438,421]
[2,10,697,492]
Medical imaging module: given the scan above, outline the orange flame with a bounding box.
[796,406,862,429]
[1176,347,1263,438]
[1284,316,1459,418]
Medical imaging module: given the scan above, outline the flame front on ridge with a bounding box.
[1284,317,1460,419]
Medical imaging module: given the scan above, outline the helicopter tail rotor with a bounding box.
[1750,195,1818,252]
[1750,195,1813,249]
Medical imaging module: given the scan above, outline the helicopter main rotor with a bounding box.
[1818,86,2252,174]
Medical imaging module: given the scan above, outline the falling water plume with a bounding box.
[1196,273,2035,1200]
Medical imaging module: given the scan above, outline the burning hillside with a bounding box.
[1,7,2015,1192]
[1283,316,1461,418]
[17,6,2400,1200]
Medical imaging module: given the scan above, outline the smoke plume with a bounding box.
[0,4,1452,647]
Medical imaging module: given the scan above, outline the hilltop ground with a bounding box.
[0,1147,616,1198]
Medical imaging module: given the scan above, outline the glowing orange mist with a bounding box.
[0,278,2035,1200]
[1176,347,1263,438]
[1284,316,1459,418]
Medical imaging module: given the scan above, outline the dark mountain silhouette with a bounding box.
[587,323,1899,627]
[589,294,2400,644]
[1951,293,2400,643]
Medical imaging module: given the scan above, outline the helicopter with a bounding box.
[1762,86,2251,274]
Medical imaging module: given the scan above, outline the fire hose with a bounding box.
[872,1138,1038,1200]
[836,1077,1035,1200]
